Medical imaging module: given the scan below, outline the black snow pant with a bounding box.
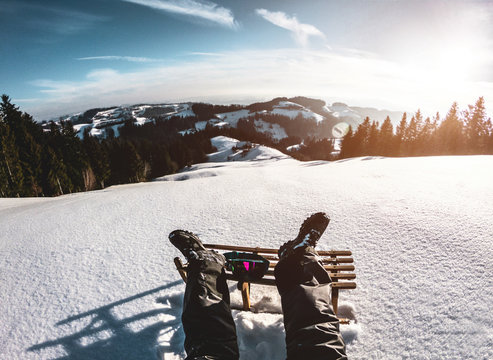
[181,247,347,360]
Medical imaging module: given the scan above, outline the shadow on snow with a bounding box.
[28,281,184,360]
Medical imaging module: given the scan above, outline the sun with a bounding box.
[421,32,487,86]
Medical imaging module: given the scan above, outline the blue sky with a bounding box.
[2,0,493,119]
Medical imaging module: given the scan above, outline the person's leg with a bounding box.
[275,213,347,360]
[170,230,239,360]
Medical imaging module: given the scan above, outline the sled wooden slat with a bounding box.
[203,243,352,257]
[223,273,356,289]
[174,244,356,324]
[265,269,356,279]
[269,263,355,271]
[262,255,353,264]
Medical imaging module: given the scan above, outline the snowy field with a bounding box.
[1,137,492,360]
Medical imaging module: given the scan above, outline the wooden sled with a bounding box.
[174,243,356,324]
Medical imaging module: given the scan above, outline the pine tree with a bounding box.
[339,126,355,159]
[353,117,371,156]
[464,97,488,154]
[107,140,145,184]
[437,103,463,155]
[125,141,144,182]
[402,115,417,155]
[486,118,493,154]
[41,146,71,196]
[417,117,434,155]
[60,121,90,192]
[1,95,42,196]
[149,144,177,178]
[379,116,394,156]
[395,113,407,156]
[82,134,110,189]
[367,121,380,156]
[429,112,440,155]
[0,120,24,196]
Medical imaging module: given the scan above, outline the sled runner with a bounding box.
[174,243,356,324]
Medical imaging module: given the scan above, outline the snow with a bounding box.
[273,101,325,123]
[71,104,196,139]
[213,121,229,128]
[277,101,305,110]
[253,120,287,140]
[286,143,302,152]
[134,117,152,126]
[327,103,362,121]
[1,144,492,360]
[178,129,195,136]
[73,124,93,139]
[194,121,208,131]
[171,104,195,118]
[69,99,338,141]
[89,127,103,137]
[205,136,288,163]
[132,106,153,126]
[216,110,252,127]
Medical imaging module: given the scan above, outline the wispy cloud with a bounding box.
[11,98,42,104]
[255,9,324,46]
[187,52,227,57]
[122,0,237,29]
[9,2,110,36]
[77,56,162,63]
[44,8,108,34]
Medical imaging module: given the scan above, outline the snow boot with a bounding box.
[278,212,330,260]
[169,229,208,260]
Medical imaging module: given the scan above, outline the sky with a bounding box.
[2,0,493,120]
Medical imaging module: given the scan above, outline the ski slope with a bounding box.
[1,137,492,360]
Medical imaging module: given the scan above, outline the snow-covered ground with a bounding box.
[67,104,195,139]
[253,120,287,141]
[204,136,288,163]
[272,101,325,123]
[1,137,492,360]
[325,103,362,121]
[216,110,252,127]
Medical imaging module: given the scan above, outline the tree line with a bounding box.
[0,95,212,197]
[2,94,491,197]
[339,97,493,159]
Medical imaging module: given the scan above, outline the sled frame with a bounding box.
[174,243,356,324]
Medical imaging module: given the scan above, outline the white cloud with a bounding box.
[123,0,237,29]
[26,48,493,120]
[187,52,227,57]
[26,6,109,36]
[11,98,41,104]
[77,56,161,63]
[255,8,324,46]
[86,69,120,79]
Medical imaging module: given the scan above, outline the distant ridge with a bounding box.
[46,97,403,141]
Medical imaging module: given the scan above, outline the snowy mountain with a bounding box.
[57,103,195,139]
[1,139,492,360]
[47,97,403,142]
